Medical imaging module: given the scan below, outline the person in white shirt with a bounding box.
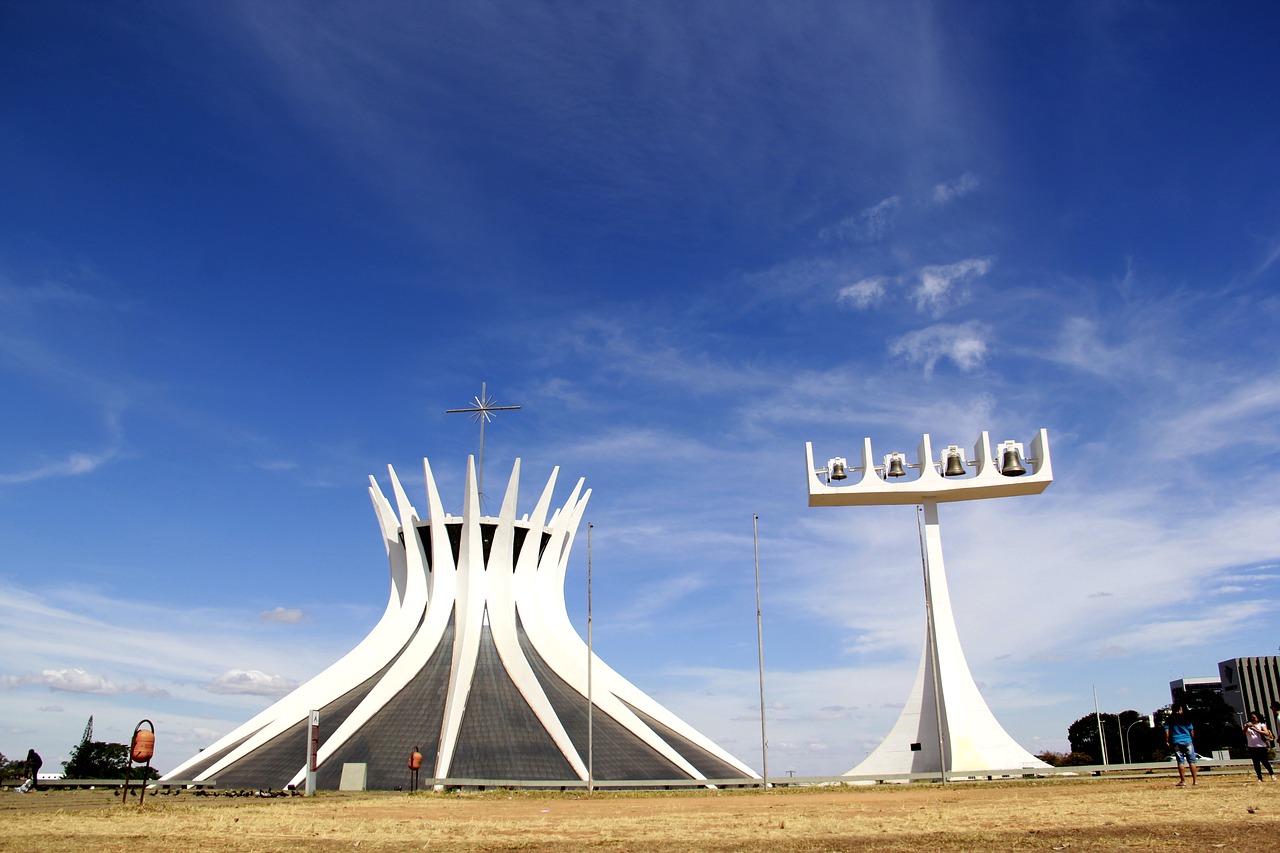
[1243,711,1275,782]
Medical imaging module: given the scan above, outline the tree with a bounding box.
[1121,710,1164,762]
[61,740,156,780]
[1068,712,1118,763]
[1035,750,1094,767]
[0,752,24,781]
[1068,709,1165,763]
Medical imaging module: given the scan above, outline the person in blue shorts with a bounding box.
[1165,704,1198,787]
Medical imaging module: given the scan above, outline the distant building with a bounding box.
[1219,656,1280,727]
[1169,676,1223,708]
[1170,676,1226,735]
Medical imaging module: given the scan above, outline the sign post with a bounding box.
[306,710,320,796]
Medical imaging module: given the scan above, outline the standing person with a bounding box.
[1165,704,1199,787]
[17,750,41,793]
[24,750,42,791]
[1244,711,1276,782]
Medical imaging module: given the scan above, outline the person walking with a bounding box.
[1243,711,1275,782]
[1165,704,1198,787]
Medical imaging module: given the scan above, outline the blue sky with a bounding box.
[2,1,1278,776]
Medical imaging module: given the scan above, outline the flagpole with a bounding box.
[753,514,768,788]
[587,522,594,795]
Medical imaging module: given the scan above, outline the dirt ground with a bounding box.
[2,775,1278,852]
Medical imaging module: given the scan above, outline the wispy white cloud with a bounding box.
[608,573,710,630]
[0,447,121,485]
[820,196,902,244]
[1101,602,1274,654]
[889,320,991,375]
[911,257,992,317]
[830,258,992,318]
[737,256,856,310]
[1156,375,1280,457]
[258,606,307,624]
[0,582,354,701]
[121,681,171,698]
[0,279,103,309]
[837,276,889,310]
[932,172,978,205]
[1048,315,1138,380]
[1246,231,1280,282]
[208,2,944,243]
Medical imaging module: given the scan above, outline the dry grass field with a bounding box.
[2,776,1278,852]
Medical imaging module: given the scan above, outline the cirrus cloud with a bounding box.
[837,276,889,310]
[912,257,992,317]
[820,196,902,244]
[889,320,991,376]
[932,172,979,205]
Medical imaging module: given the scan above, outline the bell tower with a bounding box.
[805,430,1053,778]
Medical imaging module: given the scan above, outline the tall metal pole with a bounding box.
[587,522,594,795]
[753,514,769,788]
[477,381,487,495]
[1093,686,1109,765]
[919,503,948,784]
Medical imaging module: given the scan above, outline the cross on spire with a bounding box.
[445,381,521,501]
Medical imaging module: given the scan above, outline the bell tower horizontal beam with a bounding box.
[806,430,1051,506]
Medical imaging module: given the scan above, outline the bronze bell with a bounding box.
[1000,447,1027,476]
[943,452,965,477]
[830,459,848,481]
[886,455,906,478]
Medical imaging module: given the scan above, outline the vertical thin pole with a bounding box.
[587,522,594,795]
[476,381,487,499]
[919,503,947,784]
[753,514,769,788]
[1093,686,1109,765]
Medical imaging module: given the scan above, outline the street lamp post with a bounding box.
[1093,687,1109,766]
[1125,715,1154,764]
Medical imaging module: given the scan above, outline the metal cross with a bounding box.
[446,381,521,501]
